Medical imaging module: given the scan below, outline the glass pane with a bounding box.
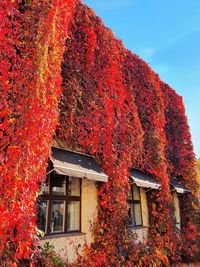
[37,201,47,233]
[132,184,140,201]
[128,204,135,226]
[128,186,133,200]
[52,174,66,195]
[40,178,49,194]
[67,201,80,231]
[134,203,142,225]
[50,201,65,233]
[68,177,80,196]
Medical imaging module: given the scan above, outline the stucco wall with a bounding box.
[39,178,98,263]
[131,187,149,243]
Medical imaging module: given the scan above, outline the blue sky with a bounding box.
[84,0,200,158]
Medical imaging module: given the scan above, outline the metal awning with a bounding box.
[130,169,161,190]
[51,147,108,182]
[170,178,189,194]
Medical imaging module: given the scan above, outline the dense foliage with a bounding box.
[1,1,199,266]
[58,3,199,266]
[0,0,76,265]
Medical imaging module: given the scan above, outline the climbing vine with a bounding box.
[0,0,76,265]
[161,82,199,261]
[58,3,199,266]
[0,1,199,266]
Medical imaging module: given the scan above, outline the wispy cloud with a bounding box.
[152,64,170,75]
[137,48,155,60]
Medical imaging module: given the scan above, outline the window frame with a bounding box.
[128,183,143,227]
[37,171,82,236]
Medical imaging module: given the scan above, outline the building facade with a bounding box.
[37,146,185,263]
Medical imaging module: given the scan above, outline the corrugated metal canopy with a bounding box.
[170,178,189,194]
[51,147,108,182]
[130,169,161,190]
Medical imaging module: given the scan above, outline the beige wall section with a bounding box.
[131,187,149,243]
[39,178,98,263]
[39,234,87,263]
[172,191,181,229]
[81,178,98,241]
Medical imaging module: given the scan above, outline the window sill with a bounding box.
[128,226,148,230]
[40,232,86,240]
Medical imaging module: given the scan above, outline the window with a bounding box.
[37,172,81,235]
[172,192,181,229]
[128,183,143,227]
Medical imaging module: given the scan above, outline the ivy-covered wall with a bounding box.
[0,1,199,266]
[58,3,199,266]
[0,0,77,265]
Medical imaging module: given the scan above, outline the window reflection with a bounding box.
[40,179,49,194]
[134,203,142,225]
[128,204,134,226]
[51,201,65,233]
[52,175,66,195]
[68,177,80,196]
[37,201,47,233]
[67,201,80,231]
[133,184,140,201]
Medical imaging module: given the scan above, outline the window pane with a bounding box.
[67,201,80,231]
[52,174,66,195]
[128,204,135,226]
[40,179,49,194]
[128,186,133,200]
[37,201,47,233]
[51,201,65,233]
[132,184,140,201]
[68,177,80,196]
[134,203,142,225]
